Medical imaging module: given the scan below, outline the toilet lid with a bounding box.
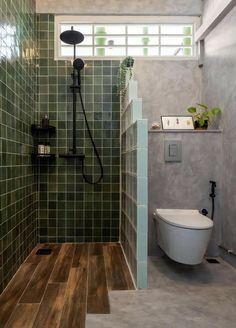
[156,209,213,230]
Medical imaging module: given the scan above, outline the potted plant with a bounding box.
[95,27,107,56]
[187,103,221,130]
[117,56,134,97]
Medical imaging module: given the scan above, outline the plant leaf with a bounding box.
[211,107,221,115]
[199,117,205,127]
[197,103,208,110]
[202,112,211,118]
[187,107,196,113]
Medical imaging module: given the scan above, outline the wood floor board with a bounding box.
[72,243,89,268]
[103,245,129,290]
[32,283,66,328]
[59,266,88,328]
[19,244,61,303]
[87,244,110,314]
[49,244,75,283]
[104,242,120,247]
[0,262,38,327]
[89,243,103,256]
[116,246,135,290]
[5,304,39,328]
[59,243,89,327]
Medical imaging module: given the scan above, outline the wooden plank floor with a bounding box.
[0,243,135,328]
[87,244,110,314]
[103,244,135,290]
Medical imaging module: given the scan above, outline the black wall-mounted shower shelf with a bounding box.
[31,124,56,163]
[31,124,56,134]
[59,153,85,160]
[31,154,56,160]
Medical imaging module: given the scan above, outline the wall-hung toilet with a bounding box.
[154,209,213,265]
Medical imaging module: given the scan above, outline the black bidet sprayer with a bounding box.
[209,180,216,220]
[201,180,217,220]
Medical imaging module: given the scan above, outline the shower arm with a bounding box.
[70,44,77,154]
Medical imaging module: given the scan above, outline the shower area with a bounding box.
[0,7,148,315]
[36,14,120,244]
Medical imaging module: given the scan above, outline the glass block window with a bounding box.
[55,16,199,60]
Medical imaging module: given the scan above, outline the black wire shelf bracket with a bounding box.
[59,153,85,160]
[31,124,56,135]
[31,154,56,160]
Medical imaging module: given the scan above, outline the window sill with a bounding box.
[54,56,198,61]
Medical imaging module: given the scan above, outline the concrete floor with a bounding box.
[86,255,236,328]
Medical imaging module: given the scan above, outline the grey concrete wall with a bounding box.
[134,60,202,127]
[202,5,236,255]
[148,131,223,256]
[36,0,202,15]
[202,0,224,23]
[134,60,208,257]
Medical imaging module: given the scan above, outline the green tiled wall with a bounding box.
[0,0,37,293]
[36,14,120,242]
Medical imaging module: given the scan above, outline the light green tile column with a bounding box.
[120,78,148,288]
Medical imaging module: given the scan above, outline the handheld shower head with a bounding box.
[72,58,85,87]
[73,58,85,71]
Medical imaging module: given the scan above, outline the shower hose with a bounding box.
[78,89,104,185]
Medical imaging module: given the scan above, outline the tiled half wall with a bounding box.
[121,79,148,288]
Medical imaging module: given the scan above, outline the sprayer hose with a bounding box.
[78,89,104,185]
[211,196,215,221]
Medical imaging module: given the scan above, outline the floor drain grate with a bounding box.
[206,258,220,264]
[36,248,52,255]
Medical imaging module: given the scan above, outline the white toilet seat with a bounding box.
[156,209,213,230]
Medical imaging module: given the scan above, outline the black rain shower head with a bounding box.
[60,28,84,45]
[73,58,85,71]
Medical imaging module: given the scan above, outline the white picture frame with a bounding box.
[161,115,194,130]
